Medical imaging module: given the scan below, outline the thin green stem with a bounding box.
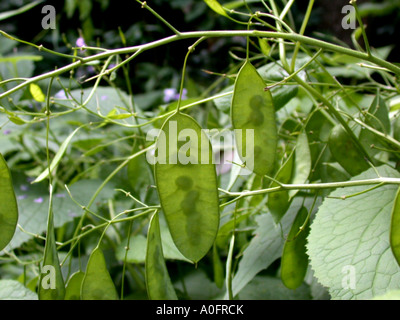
[135,0,181,35]
[220,176,400,198]
[290,0,315,72]
[351,0,371,56]
[177,37,206,113]
[1,30,400,101]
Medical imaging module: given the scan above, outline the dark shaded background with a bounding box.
[0,0,399,93]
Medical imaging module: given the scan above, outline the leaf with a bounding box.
[267,151,294,223]
[0,153,18,252]
[307,165,400,299]
[115,219,191,263]
[237,276,311,300]
[8,115,27,125]
[64,271,85,300]
[145,212,177,300]
[7,177,113,251]
[155,112,220,263]
[230,198,305,297]
[372,290,400,300]
[127,142,153,198]
[390,188,400,266]
[33,126,82,184]
[29,83,46,102]
[289,132,311,198]
[231,61,277,176]
[328,124,370,176]
[213,244,224,289]
[0,280,38,300]
[281,206,310,289]
[81,248,119,300]
[174,269,221,300]
[359,94,390,161]
[203,0,229,18]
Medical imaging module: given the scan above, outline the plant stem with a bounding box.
[2,30,400,101]
[220,176,400,198]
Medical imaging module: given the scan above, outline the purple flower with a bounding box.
[55,90,67,99]
[163,88,188,103]
[17,195,27,200]
[174,88,188,101]
[34,197,44,204]
[87,66,95,74]
[163,88,177,103]
[76,37,86,48]
[3,129,11,135]
[20,185,29,191]
[101,95,108,101]
[216,150,234,176]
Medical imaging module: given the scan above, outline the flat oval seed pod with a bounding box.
[154,112,219,263]
[267,151,294,223]
[328,124,369,176]
[281,206,310,289]
[38,187,65,300]
[38,220,66,300]
[288,132,311,199]
[231,61,277,176]
[390,187,400,266]
[64,271,85,300]
[145,212,177,300]
[81,248,119,300]
[0,153,18,252]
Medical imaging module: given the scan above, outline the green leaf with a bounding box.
[289,132,311,198]
[64,271,85,300]
[174,269,221,300]
[29,83,46,102]
[359,94,390,162]
[81,248,119,300]
[372,290,400,300]
[203,0,229,17]
[33,126,82,184]
[115,219,191,263]
[0,153,18,252]
[0,280,38,300]
[281,206,310,289]
[232,61,277,176]
[238,276,311,300]
[213,244,225,289]
[8,115,27,125]
[307,165,400,299]
[230,198,305,297]
[390,188,400,266]
[127,142,153,198]
[7,178,113,251]
[145,212,177,300]
[267,151,294,223]
[328,124,369,176]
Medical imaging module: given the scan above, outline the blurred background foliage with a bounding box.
[0,0,399,98]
